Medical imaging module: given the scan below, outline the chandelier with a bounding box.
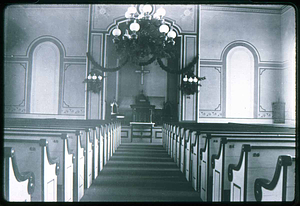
[111,5,177,64]
[85,4,206,93]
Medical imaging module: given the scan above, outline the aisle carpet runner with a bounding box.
[80,143,202,202]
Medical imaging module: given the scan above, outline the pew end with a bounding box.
[254,155,296,202]
[228,144,295,202]
[4,139,59,202]
[4,147,35,202]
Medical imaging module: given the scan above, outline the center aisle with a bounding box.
[80,143,202,202]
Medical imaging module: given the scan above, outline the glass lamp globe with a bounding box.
[130,21,140,32]
[112,28,121,36]
[167,30,176,38]
[159,24,169,33]
[127,6,137,14]
[183,75,188,82]
[142,5,152,13]
[125,11,131,19]
[156,7,166,17]
[188,77,193,83]
[193,77,198,82]
[153,13,160,19]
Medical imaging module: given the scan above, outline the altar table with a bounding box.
[130,122,155,143]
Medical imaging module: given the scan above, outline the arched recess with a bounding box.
[221,41,260,118]
[26,36,65,114]
[103,16,183,123]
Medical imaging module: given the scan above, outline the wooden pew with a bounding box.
[167,124,172,155]
[190,130,201,191]
[103,124,108,166]
[4,147,35,202]
[228,144,295,202]
[112,123,117,154]
[4,119,106,190]
[172,125,179,163]
[175,126,181,167]
[99,125,106,171]
[162,123,165,147]
[211,133,295,202]
[3,118,121,198]
[164,122,295,202]
[4,139,59,202]
[107,123,111,161]
[168,124,173,155]
[4,130,74,202]
[254,155,296,202]
[170,125,175,160]
[179,127,185,173]
[163,123,169,150]
[111,123,116,157]
[175,123,295,201]
[184,129,192,182]
[92,127,99,180]
[116,122,121,151]
[5,125,90,192]
[4,126,86,202]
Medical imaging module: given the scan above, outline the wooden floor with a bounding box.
[80,143,202,202]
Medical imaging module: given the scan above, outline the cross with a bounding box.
[135,66,150,85]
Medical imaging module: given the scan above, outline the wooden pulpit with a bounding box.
[130,92,155,143]
[130,92,155,122]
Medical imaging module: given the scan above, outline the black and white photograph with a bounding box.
[2,3,297,203]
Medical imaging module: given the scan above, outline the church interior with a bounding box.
[3,4,297,202]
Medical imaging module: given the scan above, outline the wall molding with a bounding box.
[199,40,285,119]
[201,5,287,14]
[199,66,222,112]
[5,106,26,113]
[61,107,85,115]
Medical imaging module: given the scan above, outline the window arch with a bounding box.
[27,36,64,114]
[222,41,259,119]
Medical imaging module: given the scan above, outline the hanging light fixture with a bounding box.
[112,5,175,43]
[110,4,178,66]
[86,4,204,83]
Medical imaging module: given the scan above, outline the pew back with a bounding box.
[4,147,34,202]
[4,139,59,202]
[229,145,295,202]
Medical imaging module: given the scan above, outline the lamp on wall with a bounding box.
[83,69,105,93]
[181,71,206,95]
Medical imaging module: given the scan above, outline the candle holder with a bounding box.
[181,72,206,95]
[83,69,105,93]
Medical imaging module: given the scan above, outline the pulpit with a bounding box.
[130,92,155,143]
[130,92,155,122]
